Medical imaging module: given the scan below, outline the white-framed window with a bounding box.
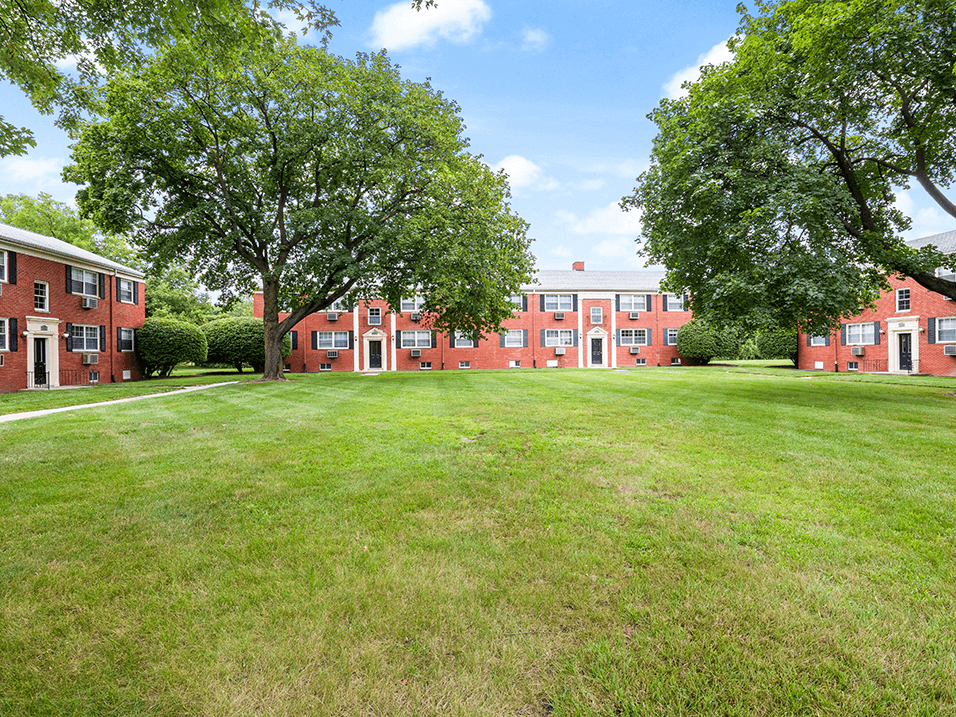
[504,329,524,347]
[896,288,911,312]
[316,331,350,349]
[847,322,876,345]
[70,267,99,297]
[88,371,100,383]
[329,298,350,312]
[847,361,859,371]
[509,360,521,368]
[619,328,647,346]
[459,361,471,369]
[664,294,684,311]
[401,330,432,348]
[619,294,648,312]
[419,361,432,370]
[34,281,49,312]
[544,294,573,311]
[590,306,603,324]
[401,295,426,312]
[665,328,679,345]
[368,306,381,325]
[545,329,574,347]
[118,328,134,352]
[937,317,956,343]
[670,357,682,365]
[319,363,332,371]
[73,324,100,351]
[118,279,134,303]
[0,251,6,282]
[635,358,646,366]
[454,331,475,348]
[810,335,828,347]
[510,295,525,310]
[0,318,7,351]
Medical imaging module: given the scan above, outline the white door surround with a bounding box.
[25,316,63,387]
[886,317,919,373]
[586,326,609,368]
[362,328,388,372]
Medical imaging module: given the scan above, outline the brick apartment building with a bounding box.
[0,222,145,392]
[254,263,694,373]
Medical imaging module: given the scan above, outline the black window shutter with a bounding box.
[873,321,881,345]
[662,295,668,312]
[825,336,830,347]
[117,326,123,351]
[98,325,106,352]
[431,332,437,349]
[66,323,73,351]
[647,329,652,346]
[616,329,621,345]
[683,293,689,311]
[646,294,652,311]
[66,264,73,294]
[311,331,318,350]
[9,318,17,351]
[840,325,846,345]
[522,296,528,312]
[98,273,105,299]
[522,329,528,347]
[540,329,546,347]
[291,331,298,350]
[7,251,15,284]
[133,282,139,305]
[395,330,401,348]
[116,276,122,295]
[573,330,579,347]
[615,295,620,312]
[928,318,936,344]
[539,295,545,312]
[500,333,506,348]
[806,335,812,347]
[572,295,578,312]
[348,333,354,350]
[450,334,456,349]
[664,328,670,345]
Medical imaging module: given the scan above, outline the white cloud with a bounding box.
[493,154,559,191]
[0,156,64,184]
[663,39,734,99]
[522,27,550,52]
[557,201,643,236]
[594,237,634,258]
[367,0,492,51]
[551,244,573,258]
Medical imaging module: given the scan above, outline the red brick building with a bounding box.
[798,230,956,376]
[0,222,145,392]
[254,264,693,373]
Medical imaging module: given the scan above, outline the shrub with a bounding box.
[135,317,208,377]
[676,320,735,365]
[756,329,798,364]
[202,317,291,373]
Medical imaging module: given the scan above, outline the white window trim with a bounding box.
[317,331,350,349]
[665,294,684,311]
[118,279,134,304]
[590,306,603,324]
[368,307,382,325]
[0,317,8,351]
[847,361,859,371]
[847,322,876,346]
[937,317,956,343]
[896,288,911,313]
[619,328,648,346]
[34,281,49,313]
[71,267,99,297]
[400,295,426,312]
[545,329,574,347]
[118,328,135,352]
[810,335,827,347]
[401,330,432,349]
[619,294,647,312]
[665,328,679,346]
[72,324,100,352]
[544,294,573,311]
[454,332,475,349]
[504,329,524,348]
[459,361,471,369]
[0,250,6,283]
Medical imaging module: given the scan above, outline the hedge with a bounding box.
[202,317,291,373]
[135,317,208,377]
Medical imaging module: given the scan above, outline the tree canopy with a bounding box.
[626,0,956,334]
[66,37,533,380]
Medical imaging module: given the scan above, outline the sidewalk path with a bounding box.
[0,382,239,424]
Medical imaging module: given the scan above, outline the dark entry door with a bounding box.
[34,337,47,386]
[899,333,912,371]
[369,340,382,369]
[591,337,603,366]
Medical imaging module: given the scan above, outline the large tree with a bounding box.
[65,38,533,380]
[626,0,956,333]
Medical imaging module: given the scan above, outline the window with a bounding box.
[118,328,134,352]
[454,332,475,348]
[401,330,432,348]
[671,357,682,365]
[89,371,100,383]
[545,329,574,347]
[664,294,684,311]
[847,361,859,371]
[510,295,525,310]
[368,307,381,325]
[810,335,828,347]
[896,288,911,312]
[0,318,7,350]
[590,306,603,324]
[509,360,521,368]
[401,295,425,312]
[330,298,350,312]
[34,281,48,312]
[459,361,471,369]
[619,294,648,312]
[847,322,876,345]
[938,318,956,343]
[319,363,332,371]
[619,328,647,346]
[0,251,5,282]
[635,358,646,366]
[118,279,134,303]
[72,324,100,351]
[70,267,99,296]
[504,329,524,347]
[544,294,573,311]
[316,331,350,349]
[665,328,679,345]
[419,361,432,370]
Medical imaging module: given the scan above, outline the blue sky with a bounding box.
[0,0,950,273]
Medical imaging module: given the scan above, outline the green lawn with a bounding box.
[1,367,954,716]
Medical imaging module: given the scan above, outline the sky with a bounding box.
[0,0,952,274]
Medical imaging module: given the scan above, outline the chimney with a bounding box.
[572,261,584,271]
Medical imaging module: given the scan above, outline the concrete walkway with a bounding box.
[0,381,238,424]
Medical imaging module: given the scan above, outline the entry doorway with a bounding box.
[899,333,912,372]
[369,340,382,369]
[33,338,48,386]
[591,337,603,366]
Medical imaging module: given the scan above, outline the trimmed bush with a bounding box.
[756,329,798,364]
[135,317,208,377]
[202,317,291,373]
[676,320,735,365]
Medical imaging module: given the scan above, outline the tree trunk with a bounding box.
[261,276,287,381]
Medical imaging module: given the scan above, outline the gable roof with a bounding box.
[0,221,144,278]
[907,229,956,254]
[523,269,667,293]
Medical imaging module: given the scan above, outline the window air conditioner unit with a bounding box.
[850,346,865,356]
[411,312,421,322]
[81,296,97,309]
[554,347,565,355]
[628,312,640,320]
[554,312,565,320]
[410,349,421,358]
[327,312,338,321]
[82,353,99,365]
[629,346,641,354]
[944,345,956,356]
[326,350,338,359]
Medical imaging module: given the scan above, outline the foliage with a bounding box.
[756,329,798,364]
[202,317,290,373]
[134,316,208,377]
[67,37,533,381]
[144,266,220,325]
[626,0,956,335]
[675,320,735,365]
[738,337,762,361]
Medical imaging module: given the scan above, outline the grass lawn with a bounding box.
[1,366,954,716]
